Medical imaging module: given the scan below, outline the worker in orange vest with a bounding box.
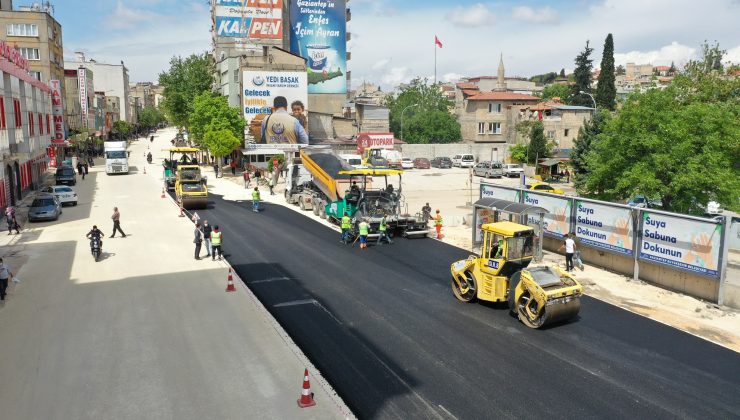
[434,209,443,239]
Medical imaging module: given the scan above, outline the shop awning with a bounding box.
[538,158,564,167]
[240,148,284,156]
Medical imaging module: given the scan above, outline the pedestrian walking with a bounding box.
[83,162,89,175]
[5,206,20,235]
[211,225,223,260]
[0,258,14,302]
[243,170,250,188]
[77,161,84,177]
[193,223,203,260]
[230,159,237,176]
[268,175,276,195]
[213,162,220,178]
[377,215,393,245]
[558,233,576,272]
[341,212,351,244]
[202,220,212,257]
[110,206,127,238]
[252,187,261,212]
[358,219,370,249]
[421,202,432,223]
[434,209,443,239]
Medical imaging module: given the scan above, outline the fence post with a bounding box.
[717,215,731,306]
[632,208,641,282]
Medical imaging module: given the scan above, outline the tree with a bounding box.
[188,92,244,144]
[571,41,594,107]
[615,65,626,76]
[528,72,557,85]
[138,106,165,131]
[595,34,616,110]
[668,61,677,75]
[559,68,566,78]
[539,84,571,102]
[203,129,241,160]
[158,53,213,128]
[385,78,460,143]
[516,120,551,164]
[570,110,610,191]
[112,120,131,139]
[509,143,528,163]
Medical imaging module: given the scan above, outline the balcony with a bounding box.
[346,8,351,22]
[346,32,351,42]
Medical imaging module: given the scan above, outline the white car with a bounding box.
[40,185,78,206]
[503,164,524,177]
[401,158,414,169]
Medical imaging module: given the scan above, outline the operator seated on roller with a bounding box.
[345,181,360,205]
[489,237,504,259]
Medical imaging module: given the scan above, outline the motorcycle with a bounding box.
[147,154,153,164]
[90,236,102,261]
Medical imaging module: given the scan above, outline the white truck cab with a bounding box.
[104,141,129,174]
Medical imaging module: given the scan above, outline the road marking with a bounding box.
[437,404,458,420]
[249,276,292,284]
[273,299,317,308]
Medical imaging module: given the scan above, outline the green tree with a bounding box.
[138,106,165,131]
[509,143,528,163]
[189,92,245,144]
[112,120,131,139]
[385,78,460,143]
[527,121,550,164]
[529,72,558,85]
[539,84,571,102]
[203,129,241,160]
[595,34,616,110]
[668,61,677,75]
[616,64,625,76]
[570,110,609,191]
[571,41,594,107]
[158,53,213,129]
[559,68,566,78]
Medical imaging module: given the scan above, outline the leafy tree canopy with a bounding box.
[158,53,213,129]
[203,129,241,158]
[529,72,558,85]
[112,120,131,135]
[138,107,166,131]
[189,92,245,146]
[539,84,571,102]
[385,78,460,144]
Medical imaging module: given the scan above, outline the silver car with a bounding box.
[473,161,503,178]
[28,193,62,222]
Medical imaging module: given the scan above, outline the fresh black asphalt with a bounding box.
[192,194,740,419]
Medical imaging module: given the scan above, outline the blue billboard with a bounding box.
[289,0,347,94]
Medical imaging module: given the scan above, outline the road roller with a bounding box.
[175,165,208,209]
[450,221,582,328]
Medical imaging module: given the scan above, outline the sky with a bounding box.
[55,0,740,89]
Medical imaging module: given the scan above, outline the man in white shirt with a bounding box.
[0,258,14,302]
[559,234,577,272]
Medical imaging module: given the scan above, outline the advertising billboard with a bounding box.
[480,184,520,203]
[243,70,308,143]
[214,0,283,44]
[289,0,347,94]
[356,132,394,153]
[523,192,571,238]
[574,200,634,255]
[49,80,65,145]
[639,212,721,277]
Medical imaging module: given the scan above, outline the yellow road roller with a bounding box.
[450,221,582,328]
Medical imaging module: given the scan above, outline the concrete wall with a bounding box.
[309,94,346,116]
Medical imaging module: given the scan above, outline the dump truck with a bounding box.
[175,165,208,209]
[450,221,583,328]
[285,147,428,238]
[162,147,201,191]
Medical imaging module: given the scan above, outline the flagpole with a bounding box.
[434,37,437,85]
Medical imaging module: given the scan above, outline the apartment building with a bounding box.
[65,52,132,123]
[63,67,95,131]
[516,100,593,151]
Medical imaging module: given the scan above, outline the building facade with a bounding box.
[129,81,161,109]
[64,52,132,123]
[63,67,95,131]
[1,38,53,207]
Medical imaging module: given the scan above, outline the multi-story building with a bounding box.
[515,100,593,152]
[64,52,132,122]
[128,96,141,125]
[129,82,160,109]
[1,38,53,207]
[0,1,64,86]
[104,96,120,126]
[62,67,95,131]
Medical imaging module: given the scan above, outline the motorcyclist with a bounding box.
[147,152,153,163]
[86,225,103,249]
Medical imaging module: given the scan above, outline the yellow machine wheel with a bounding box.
[517,290,581,329]
[451,271,477,302]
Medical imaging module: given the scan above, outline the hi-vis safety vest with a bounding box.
[341,216,351,229]
[211,231,222,246]
[359,222,369,236]
[435,215,443,226]
[252,190,260,201]
[379,218,387,231]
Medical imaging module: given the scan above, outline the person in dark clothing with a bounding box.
[83,162,89,176]
[77,161,84,178]
[202,220,213,257]
[193,223,203,260]
[110,207,127,238]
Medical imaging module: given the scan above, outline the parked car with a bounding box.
[401,158,414,170]
[627,195,663,208]
[503,163,524,177]
[40,185,78,206]
[413,157,431,169]
[452,154,462,167]
[526,182,564,195]
[55,166,77,185]
[28,194,62,222]
[460,154,475,168]
[431,157,453,169]
[473,161,503,178]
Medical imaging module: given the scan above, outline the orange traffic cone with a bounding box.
[226,269,237,292]
[161,188,165,198]
[297,369,316,408]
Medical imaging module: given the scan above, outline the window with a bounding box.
[18,47,40,60]
[564,129,570,137]
[488,122,501,134]
[488,102,502,113]
[46,114,51,134]
[477,122,486,134]
[29,71,42,81]
[547,130,556,139]
[0,97,5,129]
[38,113,43,135]
[13,99,21,128]
[6,23,38,37]
[233,69,239,82]
[29,112,34,136]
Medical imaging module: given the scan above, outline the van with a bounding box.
[452,154,462,167]
[339,154,363,169]
[55,166,77,186]
[460,154,475,168]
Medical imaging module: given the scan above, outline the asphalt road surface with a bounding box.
[195,194,740,419]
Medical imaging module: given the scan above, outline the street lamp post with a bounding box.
[579,90,597,109]
[400,103,419,141]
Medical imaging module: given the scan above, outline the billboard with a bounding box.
[480,184,520,203]
[523,192,571,238]
[356,132,393,153]
[214,0,283,43]
[639,212,721,277]
[243,70,307,143]
[77,69,88,128]
[289,0,347,94]
[574,200,634,255]
[49,80,65,145]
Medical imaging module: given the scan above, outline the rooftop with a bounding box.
[467,91,539,101]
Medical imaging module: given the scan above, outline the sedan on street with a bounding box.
[40,185,78,206]
[473,161,503,178]
[401,158,414,170]
[28,194,62,222]
[413,158,431,169]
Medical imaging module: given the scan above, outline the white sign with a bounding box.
[214,0,282,43]
[575,200,634,255]
[49,80,65,144]
[77,68,88,128]
[480,184,520,203]
[523,191,571,238]
[640,212,721,277]
[242,70,308,136]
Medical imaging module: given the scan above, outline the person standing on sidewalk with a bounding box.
[110,207,127,238]
[268,175,276,196]
[230,159,237,176]
[211,226,223,260]
[202,220,212,258]
[0,258,14,302]
[193,223,203,260]
[558,233,576,272]
[341,212,351,244]
[243,170,250,188]
[5,206,20,235]
[252,187,261,212]
[434,210,444,239]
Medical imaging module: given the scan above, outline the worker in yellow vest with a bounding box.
[377,215,393,245]
[252,187,261,212]
[341,212,351,244]
[434,209,443,239]
[211,225,223,260]
[358,219,370,249]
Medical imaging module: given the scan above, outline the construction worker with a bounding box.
[252,187,261,212]
[377,215,393,245]
[211,225,223,260]
[341,212,351,244]
[434,209,443,239]
[358,218,370,249]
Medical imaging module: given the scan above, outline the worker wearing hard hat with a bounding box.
[434,209,443,239]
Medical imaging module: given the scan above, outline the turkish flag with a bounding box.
[435,35,443,48]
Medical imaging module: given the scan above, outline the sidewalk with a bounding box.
[0,129,352,419]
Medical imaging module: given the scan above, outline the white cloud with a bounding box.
[511,6,559,24]
[372,58,390,70]
[725,45,740,64]
[104,1,159,30]
[381,67,412,87]
[614,42,697,66]
[441,72,463,83]
[447,3,495,27]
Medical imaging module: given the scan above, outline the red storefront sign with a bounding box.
[49,80,65,144]
[0,40,30,71]
[356,132,395,154]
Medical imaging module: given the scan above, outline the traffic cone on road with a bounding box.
[226,269,237,292]
[297,369,316,408]
[161,188,165,198]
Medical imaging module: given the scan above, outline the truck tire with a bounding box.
[284,190,291,203]
[299,197,307,211]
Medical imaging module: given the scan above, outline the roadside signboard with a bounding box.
[214,0,283,44]
[574,200,634,255]
[524,192,571,238]
[243,70,308,143]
